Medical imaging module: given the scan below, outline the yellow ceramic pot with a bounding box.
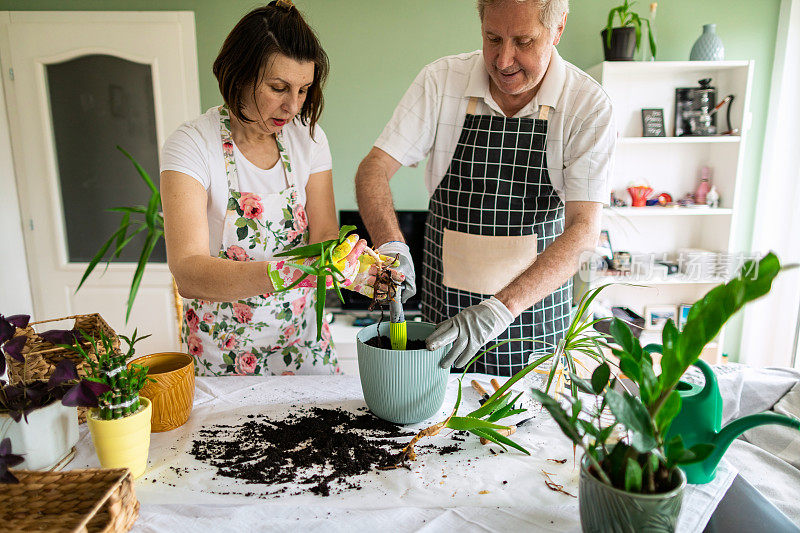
[87,397,151,478]
[129,352,195,432]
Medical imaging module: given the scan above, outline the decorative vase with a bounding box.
[690,24,724,61]
[0,401,79,470]
[601,27,637,61]
[627,185,653,207]
[87,397,152,478]
[129,352,195,432]
[356,322,451,424]
[579,456,687,532]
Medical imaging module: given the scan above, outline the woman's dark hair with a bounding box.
[213,1,329,135]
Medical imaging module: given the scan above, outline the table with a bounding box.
[68,374,743,532]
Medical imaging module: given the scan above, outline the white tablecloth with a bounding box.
[69,374,736,532]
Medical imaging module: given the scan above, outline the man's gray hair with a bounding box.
[477,0,569,34]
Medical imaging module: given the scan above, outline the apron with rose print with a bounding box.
[182,105,337,376]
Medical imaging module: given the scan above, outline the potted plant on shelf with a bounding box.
[1,314,111,471]
[531,253,783,532]
[603,0,657,61]
[64,328,155,478]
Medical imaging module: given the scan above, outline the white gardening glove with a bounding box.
[427,297,514,369]
[376,241,416,303]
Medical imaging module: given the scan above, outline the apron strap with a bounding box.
[538,105,551,121]
[466,97,479,116]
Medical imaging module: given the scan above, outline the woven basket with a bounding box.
[0,468,139,532]
[5,314,120,423]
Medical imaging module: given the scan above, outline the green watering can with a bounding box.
[668,359,800,484]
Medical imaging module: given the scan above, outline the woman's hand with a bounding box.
[267,234,404,299]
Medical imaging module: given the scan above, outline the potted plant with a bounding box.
[531,253,783,532]
[603,0,657,61]
[383,283,615,464]
[64,328,155,478]
[0,314,111,470]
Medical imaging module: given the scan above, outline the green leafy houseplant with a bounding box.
[605,0,657,59]
[78,146,163,322]
[63,329,154,420]
[387,283,615,465]
[531,253,783,495]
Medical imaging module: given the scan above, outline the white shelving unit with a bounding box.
[581,61,754,363]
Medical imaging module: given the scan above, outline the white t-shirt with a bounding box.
[160,107,332,255]
[374,48,615,204]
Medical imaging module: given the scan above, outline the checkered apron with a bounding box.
[422,97,572,376]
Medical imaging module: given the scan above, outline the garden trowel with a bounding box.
[389,284,406,350]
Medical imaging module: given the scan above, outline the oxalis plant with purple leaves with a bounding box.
[0,438,24,484]
[0,314,112,425]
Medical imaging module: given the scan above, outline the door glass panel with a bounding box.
[46,54,166,263]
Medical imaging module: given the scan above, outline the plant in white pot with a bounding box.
[531,253,784,532]
[0,314,111,471]
[63,328,155,478]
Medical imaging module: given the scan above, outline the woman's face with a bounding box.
[242,53,315,135]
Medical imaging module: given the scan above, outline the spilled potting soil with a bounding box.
[189,406,460,497]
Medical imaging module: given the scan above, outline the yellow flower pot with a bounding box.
[87,397,151,478]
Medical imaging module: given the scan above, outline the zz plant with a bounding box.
[532,253,783,494]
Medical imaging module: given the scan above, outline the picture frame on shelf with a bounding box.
[644,305,678,330]
[641,108,666,137]
[677,304,692,331]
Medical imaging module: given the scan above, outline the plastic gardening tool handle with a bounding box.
[480,425,517,445]
[389,285,407,350]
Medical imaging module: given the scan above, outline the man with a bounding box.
[355,0,615,376]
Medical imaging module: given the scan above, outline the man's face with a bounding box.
[482,1,565,98]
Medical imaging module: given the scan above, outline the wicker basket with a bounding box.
[5,314,120,423]
[0,468,139,532]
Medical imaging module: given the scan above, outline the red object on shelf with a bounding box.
[627,186,653,207]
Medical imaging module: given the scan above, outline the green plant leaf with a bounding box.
[591,362,611,394]
[76,224,127,291]
[625,457,643,493]
[530,389,583,445]
[274,240,337,258]
[315,272,326,340]
[655,390,681,434]
[605,389,657,453]
[570,373,596,395]
[117,145,157,194]
[472,428,530,455]
[126,229,162,322]
[445,416,511,432]
[338,225,356,243]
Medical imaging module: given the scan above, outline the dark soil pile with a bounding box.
[365,335,427,350]
[190,407,418,497]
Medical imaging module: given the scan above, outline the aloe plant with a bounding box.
[605,0,657,59]
[77,146,163,322]
[532,253,784,493]
[390,283,617,464]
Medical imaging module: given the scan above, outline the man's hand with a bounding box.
[376,241,416,303]
[426,297,514,369]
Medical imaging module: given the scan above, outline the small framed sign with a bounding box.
[641,108,666,137]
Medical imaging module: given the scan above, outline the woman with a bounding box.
[160,1,398,376]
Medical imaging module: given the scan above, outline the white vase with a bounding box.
[0,401,79,470]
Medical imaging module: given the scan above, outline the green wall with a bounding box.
[2,0,781,360]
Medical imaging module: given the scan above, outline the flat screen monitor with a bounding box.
[338,210,427,311]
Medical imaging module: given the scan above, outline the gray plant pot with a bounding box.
[579,456,687,533]
[356,321,451,424]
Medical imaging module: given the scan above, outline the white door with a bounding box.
[0,11,200,354]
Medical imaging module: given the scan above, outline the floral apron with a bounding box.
[182,105,337,376]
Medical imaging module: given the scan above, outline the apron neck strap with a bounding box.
[537,105,551,121]
[466,97,479,116]
[218,104,299,193]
